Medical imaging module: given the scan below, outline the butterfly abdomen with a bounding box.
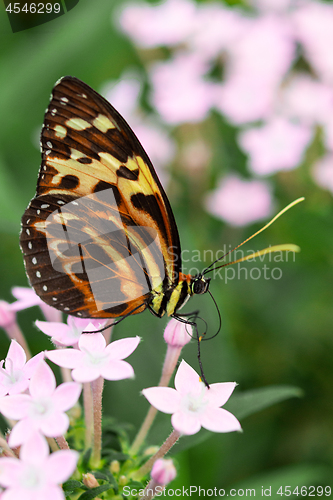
[149,273,193,318]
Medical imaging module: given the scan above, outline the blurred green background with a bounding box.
[0,0,332,496]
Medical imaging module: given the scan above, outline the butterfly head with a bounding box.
[190,275,211,295]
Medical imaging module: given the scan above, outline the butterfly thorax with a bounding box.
[148,273,211,318]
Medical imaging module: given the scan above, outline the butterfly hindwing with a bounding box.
[20,76,181,318]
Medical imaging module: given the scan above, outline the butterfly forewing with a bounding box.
[20,76,181,318]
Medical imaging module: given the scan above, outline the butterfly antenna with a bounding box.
[201,289,222,341]
[194,321,210,388]
[202,197,304,275]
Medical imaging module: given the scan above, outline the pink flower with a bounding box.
[293,2,333,84]
[0,431,78,500]
[0,340,44,397]
[189,4,247,61]
[0,360,81,447]
[280,74,333,125]
[103,73,141,121]
[119,0,196,48]
[142,360,241,435]
[46,331,140,383]
[11,286,62,323]
[36,316,107,347]
[312,154,333,195]
[151,458,177,486]
[149,54,214,124]
[228,16,295,85]
[215,75,276,125]
[204,175,273,227]
[238,117,313,175]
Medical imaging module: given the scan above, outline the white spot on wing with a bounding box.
[36,271,41,278]
[46,141,52,148]
[60,97,69,105]
[93,114,116,133]
[54,125,67,139]
[32,257,37,265]
[28,242,32,250]
[66,118,92,131]
[43,285,48,291]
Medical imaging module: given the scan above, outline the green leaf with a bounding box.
[225,385,303,420]
[62,479,83,493]
[77,484,113,500]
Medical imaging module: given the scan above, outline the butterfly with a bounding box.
[20,76,211,322]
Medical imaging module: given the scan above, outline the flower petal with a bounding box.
[35,321,70,340]
[100,360,134,380]
[39,411,69,437]
[205,382,237,408]
[142,387,180,413]
[200,407,241,433]
[0,394,31,420]
[29,360,55,398]
[105,336,140,360]
[174,360,202,396]
[8,418,35,447]
[171,410,201,435]
[78,332,106,352]
[20,431,49,464]
[45,450,79,483]
[0,457,21,487]
[6,340,26,369]
[71,365,101,383]
[46,348,83,369]
[53,382,82,411]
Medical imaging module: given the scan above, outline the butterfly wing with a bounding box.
[20,76,181,318]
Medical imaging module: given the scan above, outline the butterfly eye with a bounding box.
[192,277,210,295]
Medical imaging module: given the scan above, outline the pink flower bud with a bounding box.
[151,459,177,486]
[163,319,192,347]
[83,473,99,489]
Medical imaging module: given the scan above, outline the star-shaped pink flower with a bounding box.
[0,340,44,396]
[142,360,241,435]
[0,360,81,447]
[46,331,140,383]
[0,431,78,500]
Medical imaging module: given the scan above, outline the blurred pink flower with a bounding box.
[228,16,295,84]
[215,75,275,125]
[36,316,107,347]
[280,74,333,125]
[238,117,313,175]
[204,175,273,227]
[151,459,177,486]
[293,2,333,84]
[142,360,241,435]
[312,154,333,194]
[189,4,247,61]
[11,286,62,323]
[251,0,293,13]
[149,54,214,124]
[133,121,175,170]
[0,432,78,500]
[119,0,196,48]
[103,74,141,121]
